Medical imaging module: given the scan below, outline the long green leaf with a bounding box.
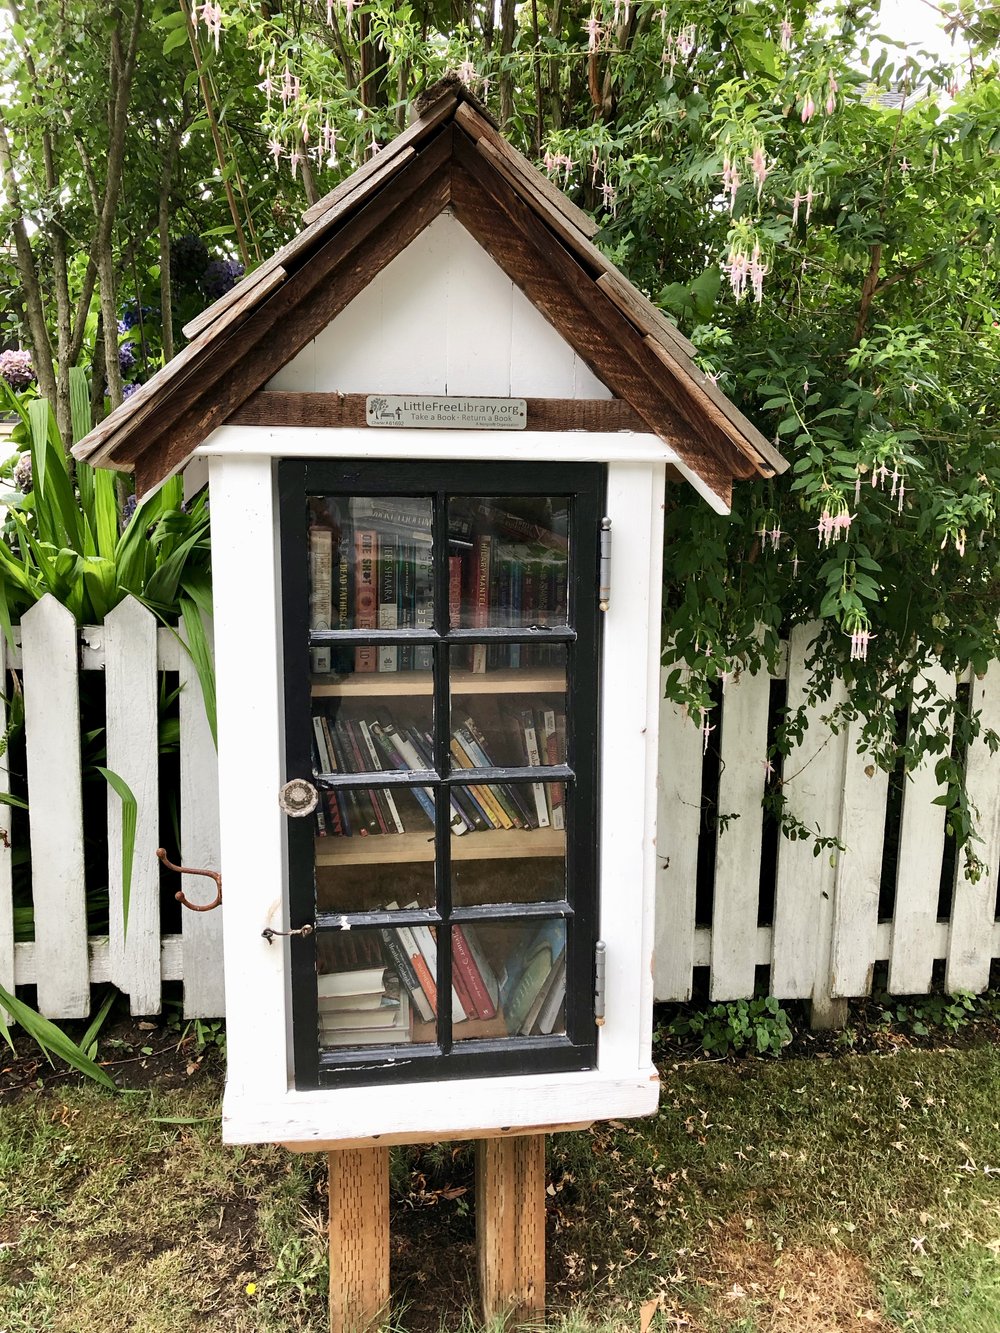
[79,987,117,1060]
[69,366,92,445]
[177,600,217,747]
[27,399,49,507]
[0,983,118,1090]
[92,468,120,563]
[0,376,31,429]
[96,766,137,941]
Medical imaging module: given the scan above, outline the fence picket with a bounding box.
[829,718,890,997]
[888,664,955,995]
[105,597,161,1015]
[654,669,703,1001]
[710,664,771,1000]
[945,667,1000,992]
[21,596,89,1017]
[0,630,12,1018]
[771,625,849,1001]
[179,613,224,1017]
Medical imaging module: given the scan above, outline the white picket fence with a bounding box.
[3,602,998,1023]
[0,594,222,1020]
[655,624,1000,1017]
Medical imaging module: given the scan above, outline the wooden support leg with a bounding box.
[328,1146,390,1333]
[476,1134,546,1327]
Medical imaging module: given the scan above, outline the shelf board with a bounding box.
[311,667,566,698]
[315,826,566,866]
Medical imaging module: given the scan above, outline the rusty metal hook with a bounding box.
[156,847,222,912]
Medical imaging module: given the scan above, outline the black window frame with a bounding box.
[279,457,604,1089]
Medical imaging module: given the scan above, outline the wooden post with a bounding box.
[476,1133,546,1326]
[328,1146,390,1333]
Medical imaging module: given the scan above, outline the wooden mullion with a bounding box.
[131,134,455,493]
[449,130,739,504]
[227,390,647,433]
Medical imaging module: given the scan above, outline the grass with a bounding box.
[2,1042,1000,1330]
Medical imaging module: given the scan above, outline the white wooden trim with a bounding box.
[197,425,679,465]
[179,612,224,1017]
[222,1068,660,1146]
[0,627,12,1018]
[21,596,89,1018]
[14,934,185,985]
[946,667,1000,992]
[209,454,290,1104]
[654,667,702,1002]
[105,597,162,1014]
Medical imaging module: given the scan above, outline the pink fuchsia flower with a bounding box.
[724,245,751,301]
[456,60,477,87]
[804,187,816,221]
[267,138,283,169]
[675,24,696,56]
[780,17,793,51]
[196,2,223,51]
[601,181,618,215]
[897,478,905,513]
[722,156,740,211]
[848,626,875,661]
[800,92,816,123]
[826,91,837,115]
[751,143,768,197]
[792,190,802,226]
[289,148,303,179]
[763,756,776,780]
[584,14,604,50]
[749,241,768,303]
[791,553,800,577]
[699,708,715,755]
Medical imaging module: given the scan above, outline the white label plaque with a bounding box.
[366,395,527,430]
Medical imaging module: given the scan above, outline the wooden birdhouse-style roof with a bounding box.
[73,78,785,509]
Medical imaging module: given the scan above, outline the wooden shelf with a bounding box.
[311,667,566,698]
[315,826,566,866]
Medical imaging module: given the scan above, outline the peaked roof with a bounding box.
[73,78,786,507]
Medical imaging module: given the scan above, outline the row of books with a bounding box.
[308,496,569,675]
[311,708,566,838]
[316,915,567,1049]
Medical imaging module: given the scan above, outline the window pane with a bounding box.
[451,918,567,1041]
[308,495,433,657]
[317,927,437,1051]
[447,496,569,635]
[450,645,567,765]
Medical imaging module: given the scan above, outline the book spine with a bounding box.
[413,546,434,671]
[471,532,492,674]
[519,711,551,829]
[544,707,565,830]
[473,502,569,552]
[509,560,522,668]
[309,525,333,674]
[407,729,472,834]
[465,716,535,828]
[408,920,467,1022]
[449,735,510,829]
[382,725,437,829]
[397,540,415,671]
[394,922,437,1015]
[455,724,525,828]
[377,532,398,672]
[341,720,387,834]
[354,529,378,672]
[327,722,368,836]
[453,925,498,1020]
[358,720,404,833]
[379,927,434,1022]
[320,716,353,836]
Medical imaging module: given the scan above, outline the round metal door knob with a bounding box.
[279,779,319,817]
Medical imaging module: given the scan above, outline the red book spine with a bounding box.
[452,926,497,1020]
[471,533,491,674]
[409,951,437,1012]
[354,529,378,672]
[450,951,478,1022]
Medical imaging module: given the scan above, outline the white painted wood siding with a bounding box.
[266,213,612,401]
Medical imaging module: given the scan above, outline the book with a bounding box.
[405,728,475,834]
[413,545,434,671]
[358,720,404,834]
[499,919,566,1033]
[449,733,511,829]
[320,716,353,836]
[377,531,398,672]
[387,725,468,836]
[349,497,432,542]
[519,710,551,829]
[320,991,411,1047]
[354,529,378,672]
[398,902,468,1022]
[470,532,492,673]
[397,540,415,671]
[473,501,568,553]
[318,966,388,999]
[533,954,567,1035]
[335,720,383,834]
[462,716,535,829]
[453,924,499,1019]
[379,924,435,1022]
[540,707,565,830]
[309,525,333,674]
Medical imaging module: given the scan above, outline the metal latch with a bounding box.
[261,923,315,944]
[156,847,222,912]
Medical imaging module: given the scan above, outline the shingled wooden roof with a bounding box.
[73,78,786,507]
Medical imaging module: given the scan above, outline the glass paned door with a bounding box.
[280,460,603,1088]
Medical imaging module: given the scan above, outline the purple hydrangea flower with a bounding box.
[119,342,136,374]
[122,381,140,399]
[0,349,36,391]
[118,301,155,332]
[12,451,32,493]
[200,257,245,301]
[121,493,138,524]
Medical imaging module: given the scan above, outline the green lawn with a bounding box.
[2,1042,999,1331]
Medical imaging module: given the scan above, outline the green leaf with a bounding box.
[0,983,117,1090]
[96,767,137,941]
[163,24,190,54]
[69,367,92,446]
[177,601,217,747]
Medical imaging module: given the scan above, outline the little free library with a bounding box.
[75,78,785,1330]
